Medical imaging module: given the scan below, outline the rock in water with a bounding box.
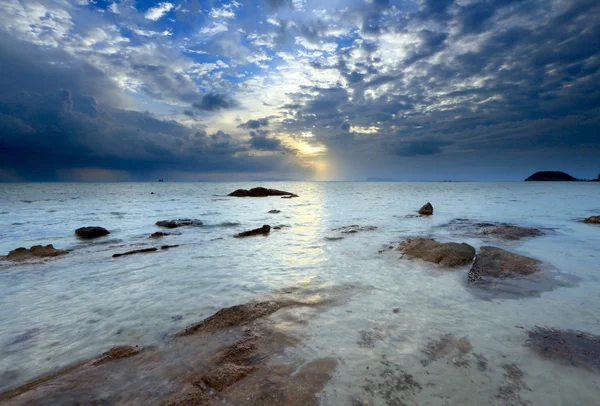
[524,171,577,181]
[75,226,110,239]
[228,187,298,197]
[155,219,201,228]
[268,210,281,214]
[112,248,158,258]
[480,225,543,240]
[418,202,433,215]
[399,238,475,267]
[584,216,600,224]
[468,246,541,281]
[5,245,68,261]
[234,225,271,238]
[150,232,171,238]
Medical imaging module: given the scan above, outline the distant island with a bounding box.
[525,171,599,182]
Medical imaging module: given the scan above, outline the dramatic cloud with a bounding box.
[0,0,599,181]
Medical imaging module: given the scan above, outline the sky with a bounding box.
[0,0,598,181]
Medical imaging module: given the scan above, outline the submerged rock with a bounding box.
[75,226,110,239]
[480,225,543,240]
[468,246,541,281]
[418,202,433,215]
[112,247,158,258]
[150,232,171,238]
[421,334,472,367]
[92,346,143,366]
[334,225,378,234]
[584,216,600,224]
[160,245,179,250]
[525,326,600,373]
[234,225,271,238]
[155,219,201,228]
[4,245,68,261]
[228,187,298,197]
[399,238,476,267]
[268,210,281,214]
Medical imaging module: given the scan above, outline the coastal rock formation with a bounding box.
[92,346,143,366]
[468,246,541,281]
[418,202,433,215]
[234,225,271,238]
[150,232,172,238]
[525,327,600,373]
[479,225,543,240]
[399,238,476,267]
[228,187,298,197]
[525,171,577,181]
[268,210,281,214]
[156,219,201,228]
[4,245,68,261]
[112,247,158,258]
[584,216,600,224]
[75,226,110,239]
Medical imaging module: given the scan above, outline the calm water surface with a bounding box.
[1,182,599,404]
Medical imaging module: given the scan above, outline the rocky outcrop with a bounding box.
[399,238,476,267]
[234,225,271,238]
[584,216,600,224]
[75,226,110,239]
[480,225,543,240]
[4,245,68,261]
[525,171,577,181]
[468,246,541,281]
[228,187,298,197]
[155,219,201,228]
[418,202,433,215]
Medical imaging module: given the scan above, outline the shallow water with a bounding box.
[1,182,600,404]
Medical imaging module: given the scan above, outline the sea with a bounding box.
[1,181,599,405]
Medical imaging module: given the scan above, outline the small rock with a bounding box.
[228,187,297,197]
[155,219,201,228]
[334,225,377,234]
[418,202,433,215]
[5,245,68,261]
[584,216,600,224]
[468,246,541,281]
[150,232,171,238]
[160,245,179,250]
[399,238,476,267]
[234,225,271,238]
[75,226,110,239]
[113,248,158,258]
[268,210,281,214]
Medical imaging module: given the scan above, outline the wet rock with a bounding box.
[150,232,172,238]
[161,245,179,250]
[358,328,386,348]
[234,225,271,238]
[200,363,256,391]
[334,225,378,234]
[268,210,281,214]
[363,355,422,405]
[75,226,110,239]
[156,219,201,228]
[92,346,143,366]
[421,334,472,367]
[496,363,531,405]
[525,326,600,373]
[468,246,541,282]
[112,247,158,258]
[228,187,298,197]
[584,216,600,224]
[399,238,476,267]
[418,202,433,215]
[480,225,543,240]
[281,195,298,199]
[4,245,68,261]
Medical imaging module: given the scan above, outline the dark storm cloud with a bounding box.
[238,118,269,129]
[192,93,238,111]
[394,139,453,156]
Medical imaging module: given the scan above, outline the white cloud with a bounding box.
[210,8,235,19]
[144,2,174,21]
[200,22,228,35]
[108,2,119,14]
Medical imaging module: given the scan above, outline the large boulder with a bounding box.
[5,245,68,261]
[155,219,201,228]
[399,238,476,267]
[468,246,541,281]
[584,216,600,224]
[75,226,110,239]
[228,187,298,197]
[418,202,433,215]
[234,225,271,238]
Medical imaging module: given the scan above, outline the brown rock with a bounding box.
[468,246,541,281]
[399,238,476,267]
[234,225,271,238]
[418,202,433,215]
[228,187,298,197]
[156,219,201,228]
[75,226,110,239]
[334,225,377,234]
[92,346,143,366]
[480,225,543,240]
[5,245,68,261]
[200,363,256,391]
[584,216,600,224]
[150,232,171,238]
